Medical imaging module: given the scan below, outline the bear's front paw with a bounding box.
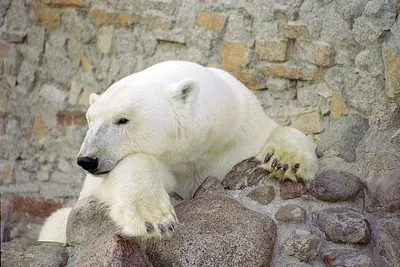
[258,127,318,183]
[109,196,177,239]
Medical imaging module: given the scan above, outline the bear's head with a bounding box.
[76,77,199,175]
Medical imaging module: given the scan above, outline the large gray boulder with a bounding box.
[146,194,277,267]
[65,176,276,266]
[1,241,68,267]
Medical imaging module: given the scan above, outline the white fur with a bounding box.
[39,61,318,242]
[93,154,176,238]
[38,207,71,243]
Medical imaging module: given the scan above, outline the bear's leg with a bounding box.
[38,207,72,243]
[93,153,177,238]
[257,126,318,182]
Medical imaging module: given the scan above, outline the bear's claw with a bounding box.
[145,222,154,231]
[146,220,176,234]
[257,127,318,183]
[109,191,177,238]
[166,222,175,231]
[264,153,272,162]
[260,147,316,182]
[158,224,167,233]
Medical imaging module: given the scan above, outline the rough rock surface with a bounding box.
[7,175,275,267]
[365,153,400,212]
[310,208,371,244]
[275,204,306,222]
[372,216,400,266]
[193,176,225,198]
[316,113,370,162]
[281,229,320,262]
[146,195,277,267]
[76,235,151,267]
[321,248,372,267]
[246,185,275,205]
[66,197,118,246]
[309,169,364,202]
[279,180,307,199]
[222,157,267,190]
[1,241,68,267]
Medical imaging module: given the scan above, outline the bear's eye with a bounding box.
[115,118,129,125]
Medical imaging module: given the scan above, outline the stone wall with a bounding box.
[0,0,399,248]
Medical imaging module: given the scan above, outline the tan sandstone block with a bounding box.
[41,0,83,6]
[261,64,323,81]
[4,74,17,87]
[97,26,113,54]
[330,91,348,120]
[0,87,10,113]
[221,42,248,71]
[81,53,93,74]
[292,111,322,134]
[33,117,51,137]
[0,41,9,62]
[57,110,87,126]
[92,8,117,24]
[231,69,261,90]
[78,91,91,107]
[384,46,400,100]
[195,12,227,30]
[92,8,134,26]
[256,39,289,62]
[295,41,334,67]
[315,83,333,98]
[0,160,13,184]
[118,13,135,26]
[33,1,60,26]
[315,43,335,67]
[279,22,309,40]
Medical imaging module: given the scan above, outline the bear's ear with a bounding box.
[168,78,199,104]
[89,93,100,106]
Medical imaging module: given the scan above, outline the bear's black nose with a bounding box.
[77,157,99,172]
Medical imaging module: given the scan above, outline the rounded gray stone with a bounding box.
[246,185,275,205]
[353,16,383,45]
[309,169,364,202]
[310,207,371,244]
[279,181,307,200]
[275,204,306,222]
[322,248,372,267]
[146,195,277,267]
[282,229,320,262]
[316,113,369,162]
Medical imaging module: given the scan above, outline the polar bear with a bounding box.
[39,61,318,242]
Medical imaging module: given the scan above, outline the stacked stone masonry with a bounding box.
[0,0,399,266]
